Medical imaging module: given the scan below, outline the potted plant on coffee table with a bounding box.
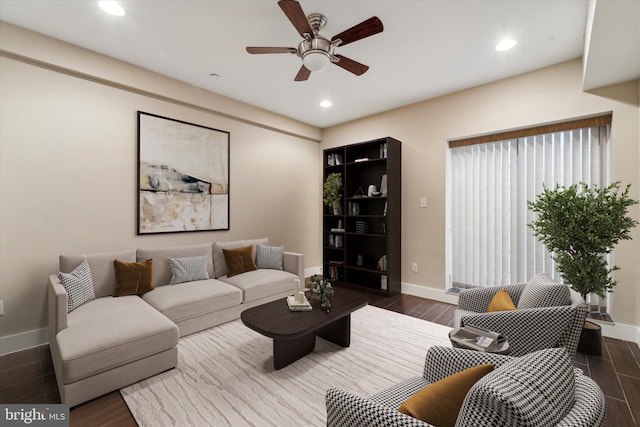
[528,181,638,354]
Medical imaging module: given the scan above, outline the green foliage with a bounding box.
[308,274,334,312]
[323,173,342,206]
[528,181,638,299]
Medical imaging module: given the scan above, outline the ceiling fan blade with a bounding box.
[294,65,311,81]
[278,0,313,38]
[333,55,369,76]
[331,17,383,46]
[246,47,297,54]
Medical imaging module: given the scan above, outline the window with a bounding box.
[446,115,611,290]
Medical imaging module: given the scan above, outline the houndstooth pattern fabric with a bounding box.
[58,259,95,313]
[459,305,574,357]
[457,282,528,312]
[517,272,571,309]
[421,346,512,383]
[326,388,435,427]
[457,348,576,427]
[326,345,605,427]
[370,377,431,409]
[455,273,587,358]
[557,372,606,427]
[168,255,210,285]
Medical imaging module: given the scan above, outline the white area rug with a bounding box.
[121,305,452,427]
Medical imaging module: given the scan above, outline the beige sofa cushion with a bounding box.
[213,238,268,278]
[56,295,178,384]
[137,243,214,287]
[60,249,136,298]
[219,269,297,303]
[142,279,242,322]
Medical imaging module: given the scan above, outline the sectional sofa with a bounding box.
[48,238,304,407]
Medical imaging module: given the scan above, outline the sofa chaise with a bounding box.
[48,238,303,407]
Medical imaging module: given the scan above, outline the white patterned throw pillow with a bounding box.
[255,244,284,270]
[169,255,210,285]
[58,259,96,313]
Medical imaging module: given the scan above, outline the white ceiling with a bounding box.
[1,0,638,128]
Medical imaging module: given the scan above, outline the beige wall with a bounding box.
[322,59,640,328]
[0,23,323,342]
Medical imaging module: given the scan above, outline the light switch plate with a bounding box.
[420,197,427,208]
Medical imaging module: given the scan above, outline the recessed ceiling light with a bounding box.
[320,100,332,108]
[98,1,126,16]
[495,38,516,51]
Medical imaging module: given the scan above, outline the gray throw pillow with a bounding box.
[255,244,284,270]
[517,272,571,309]
[169,255,210,285]
[461,347,575,425]
[58,259,96,312]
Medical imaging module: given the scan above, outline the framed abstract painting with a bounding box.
[137,111,230,234]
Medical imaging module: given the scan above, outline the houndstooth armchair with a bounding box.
[326,346,606,427]
[454,273,587,358]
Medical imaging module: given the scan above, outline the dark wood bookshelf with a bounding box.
[323,137,401,296]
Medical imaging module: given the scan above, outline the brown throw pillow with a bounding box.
[222,246,257,278]
[488,289,516,312]
[113,259,154,296]
[398,364,495,426]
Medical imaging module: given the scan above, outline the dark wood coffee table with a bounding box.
[241,288,368,369]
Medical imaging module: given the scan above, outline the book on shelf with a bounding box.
[330,228,345,233]
[380,275,387,290]
[329,260,344,265]
[449,326,502,352]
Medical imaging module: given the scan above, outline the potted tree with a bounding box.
[528,181,638,354]
[323,173,343,215]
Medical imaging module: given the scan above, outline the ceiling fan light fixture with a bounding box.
[302,50,331,72]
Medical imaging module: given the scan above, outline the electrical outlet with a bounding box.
[411,263,418,272]
[0,300,4,316]
[420,197,427,208]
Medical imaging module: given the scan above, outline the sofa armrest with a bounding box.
[48,274,68,336]
[282,251,304,283]
[460,305,575,357]
[326,388,434,427]
[457,283,527,312]
[422,346,512,383]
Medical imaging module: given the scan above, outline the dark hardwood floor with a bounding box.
[1,291,638,426]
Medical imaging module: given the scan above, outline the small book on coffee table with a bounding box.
[287,296,312,311]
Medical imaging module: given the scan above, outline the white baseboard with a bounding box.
[402,281,459,305]
[0,327,48,356]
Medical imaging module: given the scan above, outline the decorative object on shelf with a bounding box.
[528,181,638,302]
[323,173,342,215]
[377,255,387,272]
[355,221,368,233]
[349,202,361,216]
[380,174,388,196]
[380,141,388,159]
[356,254,363,266]
[137,111,230,234]
[367,185,377,197]
[353,186,366,198]
[327,153,343,166]
[380,275,387,290]
[308,274,334,312]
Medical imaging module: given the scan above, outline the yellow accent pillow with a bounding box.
[488,289,516,312]
[113,259,154,296]
[398,364,494,427]
[223,245,257,277]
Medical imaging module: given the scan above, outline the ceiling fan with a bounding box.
[246,0,384,81]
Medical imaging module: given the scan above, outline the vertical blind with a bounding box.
[448,116,611,287]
